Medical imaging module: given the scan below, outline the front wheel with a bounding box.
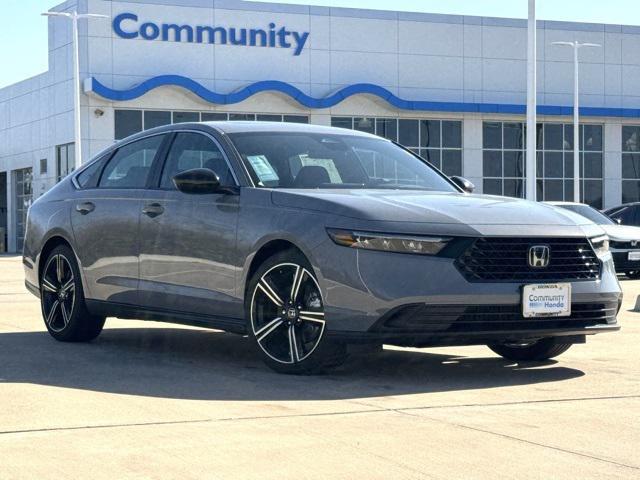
[626,270,640,279]
[488,338,572,361]
[40,245,105,342]
[246,249,347,374]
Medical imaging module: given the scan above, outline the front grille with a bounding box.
[374,302,617,334]
[455,237,600,282]
[611,240,638,249]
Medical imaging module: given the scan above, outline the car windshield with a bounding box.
[560,204,615,225]
[229,132,458,191]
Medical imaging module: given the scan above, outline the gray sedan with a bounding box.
[23,122,621,373]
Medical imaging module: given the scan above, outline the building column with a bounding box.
[6,171,15,253]
[603,121,622,209]
[463,116,483,193]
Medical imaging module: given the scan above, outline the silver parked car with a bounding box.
[548,201,640,278]
[23,122,621,373]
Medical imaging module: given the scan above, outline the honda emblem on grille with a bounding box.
[528,245,550,268]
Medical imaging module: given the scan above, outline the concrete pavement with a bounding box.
[0,254,638,479]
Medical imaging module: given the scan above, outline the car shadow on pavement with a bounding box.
[0,326,584,401]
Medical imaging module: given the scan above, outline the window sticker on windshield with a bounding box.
[247,155,279,183]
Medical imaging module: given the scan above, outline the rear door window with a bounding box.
[99,135,165,189]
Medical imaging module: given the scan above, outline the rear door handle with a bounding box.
[76,202,95,215]
[142,203,164,218]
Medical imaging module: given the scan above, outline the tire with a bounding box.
[246,249,347,374]
[488,338,572,361]
[40,245,105,342]
[626,271,640,279]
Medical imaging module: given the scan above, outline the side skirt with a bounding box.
[85,299,246,335]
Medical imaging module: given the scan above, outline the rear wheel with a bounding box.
[488,338,572,361]
[246,249,347,374]
[40,245,105,342]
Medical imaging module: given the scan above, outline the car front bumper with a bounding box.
[313,239,622,345]
[611,249,640,272]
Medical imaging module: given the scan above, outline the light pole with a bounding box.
[551,40,601,203]
[525,0,536,201]
[42,11,109,171]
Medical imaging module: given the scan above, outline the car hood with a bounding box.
[271,189,596,226]
[600,224,640,241]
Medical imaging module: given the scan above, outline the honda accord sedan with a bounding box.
[23,122,621,373]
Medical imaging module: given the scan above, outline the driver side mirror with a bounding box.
[173,168,222,194]
[450,176,475,194]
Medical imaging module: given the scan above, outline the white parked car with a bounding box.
[548,202,640,278]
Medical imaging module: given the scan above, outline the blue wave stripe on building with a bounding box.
[88,75,640,118]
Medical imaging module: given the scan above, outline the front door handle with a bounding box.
[142,203,164,218]
[76,202,95,215]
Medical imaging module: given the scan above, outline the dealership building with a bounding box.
[2,0,640,252]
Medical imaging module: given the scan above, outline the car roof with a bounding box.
[545,201,589,207]
[199,121,379,137]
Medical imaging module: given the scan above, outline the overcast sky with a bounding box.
[0,0,638,88]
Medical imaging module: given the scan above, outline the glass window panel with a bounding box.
[622,126,640,152]
[76,156,106,189]
[39,159,47,175]
[173,111,200,123]
[503,122,524,150]
[160,132,233,188]
[544,123,563,150]
[229,113,256,121]
[544,151,563,178]
[622,181,640,203]
[536,151,543,177]
[483,150,502,177]
[99,135,164,189]
[564,180,574,201]
[115,110,143,140]
[544,179,564,201]
[201,112,228,121]
[483,122,502,149]
[399,119,419,147]
[283,115,309,124]
[537,179,544,200]
[536,123,544,149]
[421,149,440,170]
[144,111,171,129]
[622,154,640,179]
[442,121,462,148]
[257,114,282,122]
[563,124,574,150]
[420,120,440,148]
[483,179,502,196]
[503,150,524,177]
[583,152,602,179]
[331,117,352,129]
[582,180,603,208]
[564,153,575,178]
[375,119,397,141]
[582,124,602,151]
[354,117,375,134]
[442,150,462,176]
[503,179,524,198]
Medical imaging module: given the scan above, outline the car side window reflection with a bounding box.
[160,133,234,189]
[98,135,164,189]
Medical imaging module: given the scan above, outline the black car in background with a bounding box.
[605,203,640,226]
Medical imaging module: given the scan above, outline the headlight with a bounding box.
[327,228,451,255]
[589,235,610,257]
